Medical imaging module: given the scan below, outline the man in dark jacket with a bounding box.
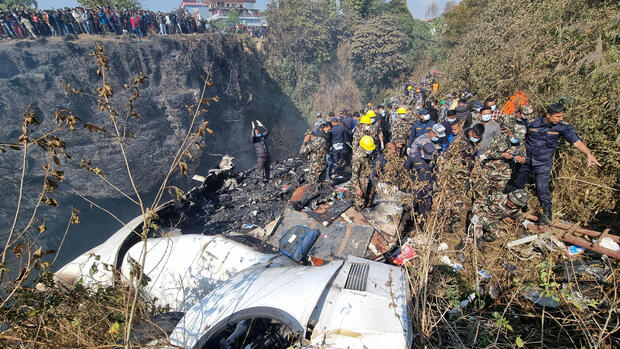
[251,120,270,182]
[330,117,348,172]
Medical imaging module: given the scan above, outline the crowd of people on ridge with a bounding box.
[252,70,602,245]
[0,6,266,40]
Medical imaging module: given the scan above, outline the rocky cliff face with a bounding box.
[0,34,305,265]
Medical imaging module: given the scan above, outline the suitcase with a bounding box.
[278,225,320,262]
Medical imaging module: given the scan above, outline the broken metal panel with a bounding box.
[269,208,374,260]
[366,230,392,259]
[360,199,407,237]
[121,235,277,312]
[310,255,412,349]
[303,199,353,227]
[309,221,374,259]
[169,260,345,349]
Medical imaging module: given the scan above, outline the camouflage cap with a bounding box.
[508,189,530,207]
[520,105,533,115]
[512,124,526,140]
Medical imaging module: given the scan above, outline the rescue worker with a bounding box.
[473,106,501,156]
[409,123,446,155]
[500,104,533,131]
[330,117,348,173]
[404,142,437,218]
[484,96,503,121]
[391,107,414,157]
[471,189,530,242]
[312,112,324,135]
[471,100,484,122]
[407,109,435,154]
[352,136,378,210]
[377,105,390,143]
[508,103,600,225]
[251,120,270,182]
[480,124,526,194]
[300,122,332,184]
[352,111,382,153]
[441,110,459,151]
[435,122,484,233]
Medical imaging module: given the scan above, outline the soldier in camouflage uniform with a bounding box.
[300,123,331,184]
[391,107,414,157]
[352,111,382,153]
[471,189,529,242]
[473,124,526,208]
[485,124,526,188]
[499,104,533,132]
[352,136,378,210]
[434,122,483,233]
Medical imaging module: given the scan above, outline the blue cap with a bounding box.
[420,108,429,115]
[422,142,437,156]
[330,117,338,123]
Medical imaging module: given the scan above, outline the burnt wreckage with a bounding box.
[55,156,414,349]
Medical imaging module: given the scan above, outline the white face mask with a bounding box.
[490,105,496,111]
[447,118,456,124]
[422,114,430,121]
[365,125,370,131]
[481,114,492,122]
[365,150,373,155]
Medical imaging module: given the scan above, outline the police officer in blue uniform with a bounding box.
[509,103,600,225]
[407,108,435,154]
[404,142,437,218]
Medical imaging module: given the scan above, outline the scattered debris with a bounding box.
[390,240,418,266]
[507,235,538,248]
[477,270,492,280]
[521,287,560,308]
[565,245,586,257]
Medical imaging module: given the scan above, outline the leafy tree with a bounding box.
[77,0,141,10]
[228,8,240,25]
[265,0,335,115]
[341,0,372,18]
[0,0,37,10]
[350,14,412,99]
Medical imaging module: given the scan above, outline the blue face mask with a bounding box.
[256,133,262,137]
[481,114,492,122]
[422,114,430,121]
[469,136,480,143]
[510,137,520,144]
[370,118,376,123]
[431,136,440,142]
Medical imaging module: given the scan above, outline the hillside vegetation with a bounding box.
[439,0,619,223]
[263,0,439,117]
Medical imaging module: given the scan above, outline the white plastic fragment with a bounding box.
[507,235,538,248]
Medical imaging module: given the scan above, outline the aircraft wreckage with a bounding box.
[55,156,414,349]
